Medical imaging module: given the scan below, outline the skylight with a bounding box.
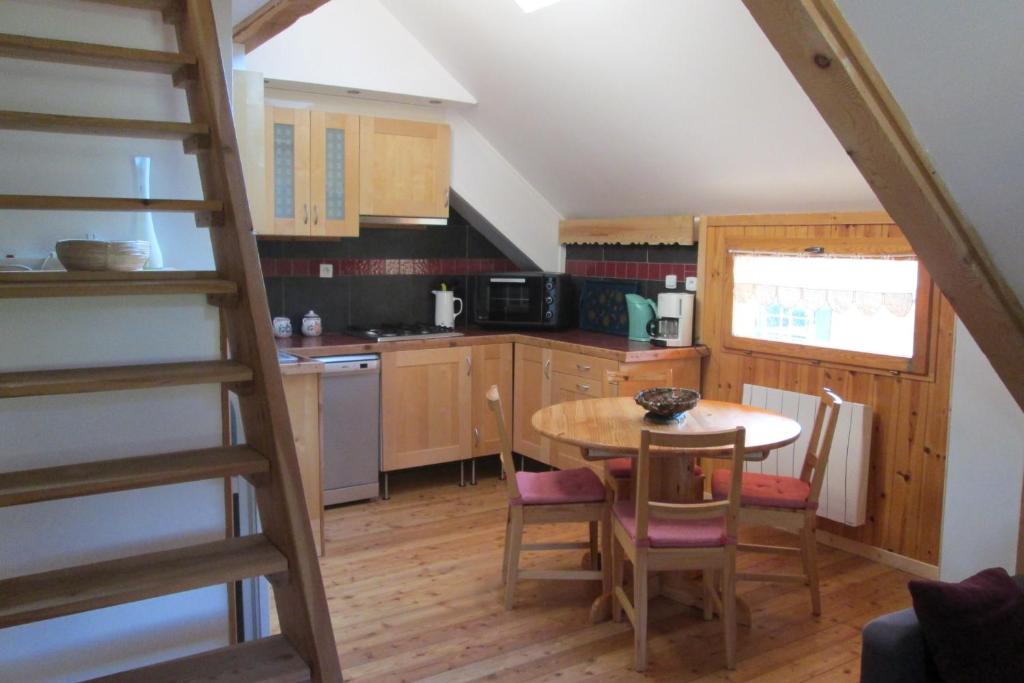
[515,0,564,13]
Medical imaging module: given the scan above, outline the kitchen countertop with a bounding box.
[277,328,708,363]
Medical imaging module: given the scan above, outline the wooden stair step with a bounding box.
[0,195,223,226]
[0,360,252,399]
[0,535,287,629]
[80,0,183,13]
[0,270,237,299]
[0,110,208,143]
[0,33,195,76]
[86,635,310,683]
[0,445,267,508]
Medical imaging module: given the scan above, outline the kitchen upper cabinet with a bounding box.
[265,107,359,238]
[265,106,310,236]
[360,117,451,218]
[281,370,324,556]
[470,343,514,458]
[382,347,472,472]
[309,111,360,237]
[512,344,551,464]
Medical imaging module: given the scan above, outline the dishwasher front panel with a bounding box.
[322,361,380,505]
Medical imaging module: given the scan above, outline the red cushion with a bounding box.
[515,468,606,506]
[711,469,811,509]
[608,458,703,480]
[612,501,727,548]
[909,568,1024,683]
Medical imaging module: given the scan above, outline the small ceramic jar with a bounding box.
[301,310,322,337]
[272,316,292,339]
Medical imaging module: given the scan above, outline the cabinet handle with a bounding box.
[466,356,472,375]
[444,188,449,209]
[576,383,591,392]
[473,427,480,446]
[303,204,309,225]
[576,363,591,372]
[544,359,551,379]
[313,204,319,226]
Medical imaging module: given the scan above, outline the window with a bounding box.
[724,237,932,374]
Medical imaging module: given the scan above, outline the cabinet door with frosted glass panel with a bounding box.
[265,106,310,236]
[310,112,360,237]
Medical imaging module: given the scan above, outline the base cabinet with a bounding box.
[280,370,324,556]
[381,347,473,472]
[512,344,551,463]
[471,344,514,458]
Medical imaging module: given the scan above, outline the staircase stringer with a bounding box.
[173,2,342,681]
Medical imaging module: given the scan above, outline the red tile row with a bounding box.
[261,257,518,278]
[564,260,697,281]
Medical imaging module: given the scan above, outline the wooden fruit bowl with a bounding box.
[56,240,150,271]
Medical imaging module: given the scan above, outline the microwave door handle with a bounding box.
[490,277,527,284]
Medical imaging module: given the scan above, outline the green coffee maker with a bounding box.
[625,293,659,342]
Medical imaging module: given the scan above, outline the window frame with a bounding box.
[722,236,934,375]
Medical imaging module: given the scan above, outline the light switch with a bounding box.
[319,263,334,278]
[685,276,698,292]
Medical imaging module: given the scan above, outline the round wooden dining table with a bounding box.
[531,396,802,624]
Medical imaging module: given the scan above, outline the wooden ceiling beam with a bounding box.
[741,0,1024,411]
[233,0,330,53]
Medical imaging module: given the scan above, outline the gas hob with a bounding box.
[347,323,464,342]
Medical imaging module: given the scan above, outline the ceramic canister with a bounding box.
[272,317,292,338]
[301,310,322,337]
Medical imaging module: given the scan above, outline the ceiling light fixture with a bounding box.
[514,0,563,13]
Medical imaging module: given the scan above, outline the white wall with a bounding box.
[940,320,1024,581]
[243,0,475,105]
[0,1,234,680]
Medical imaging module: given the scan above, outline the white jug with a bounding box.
[432,290,463,328]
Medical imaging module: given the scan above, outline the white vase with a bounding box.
[132,156,164,270]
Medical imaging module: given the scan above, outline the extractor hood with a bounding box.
[359,216,448,228]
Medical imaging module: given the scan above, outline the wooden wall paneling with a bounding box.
[558,215,695,246]
[741,0,1024,412]
[700,215,953,564]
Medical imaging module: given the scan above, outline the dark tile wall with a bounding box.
[565,243,699,300]
[260,210,517,333]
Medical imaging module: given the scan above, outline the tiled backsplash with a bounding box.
[565,243,699,300]
[259,210,518,333]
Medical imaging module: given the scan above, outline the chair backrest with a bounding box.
[485,385,519,501]
[800,388,844,506]
[634,427,747,547]
[606,369,673,398]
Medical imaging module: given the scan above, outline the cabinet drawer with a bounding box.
[550,350,615,383]
[552,371,603,399]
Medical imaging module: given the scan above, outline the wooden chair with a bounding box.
[611,427,747,671]
[710,388,843,616]
[486,386,611,609]
[604,369,704,501]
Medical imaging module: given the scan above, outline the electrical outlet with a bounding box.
[319,263,334,278]
[685,276,698,292]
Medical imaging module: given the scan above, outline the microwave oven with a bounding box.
[473,272,575,329]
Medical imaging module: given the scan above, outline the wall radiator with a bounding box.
[741,384,872,526]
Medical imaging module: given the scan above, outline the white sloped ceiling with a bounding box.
[378,0,881,218]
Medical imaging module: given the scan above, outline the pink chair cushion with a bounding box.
[515,468,606,506]
[711,469,812,509]
[613,501,728,548]
[608,458,703,479]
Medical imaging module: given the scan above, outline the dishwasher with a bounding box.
[320,354,381,505]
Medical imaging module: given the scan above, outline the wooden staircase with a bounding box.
[0,1,343,681]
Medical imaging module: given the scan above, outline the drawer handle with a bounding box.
[473,427,480,446]
[576,383,591,392]
[544,359,551,379]
[466,356,472,375]
[576,363,591,372]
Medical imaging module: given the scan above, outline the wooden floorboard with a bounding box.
[273,459,914,681]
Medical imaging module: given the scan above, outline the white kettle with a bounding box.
[432,289,463,329]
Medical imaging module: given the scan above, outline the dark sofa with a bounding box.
[860,574,1024,682]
